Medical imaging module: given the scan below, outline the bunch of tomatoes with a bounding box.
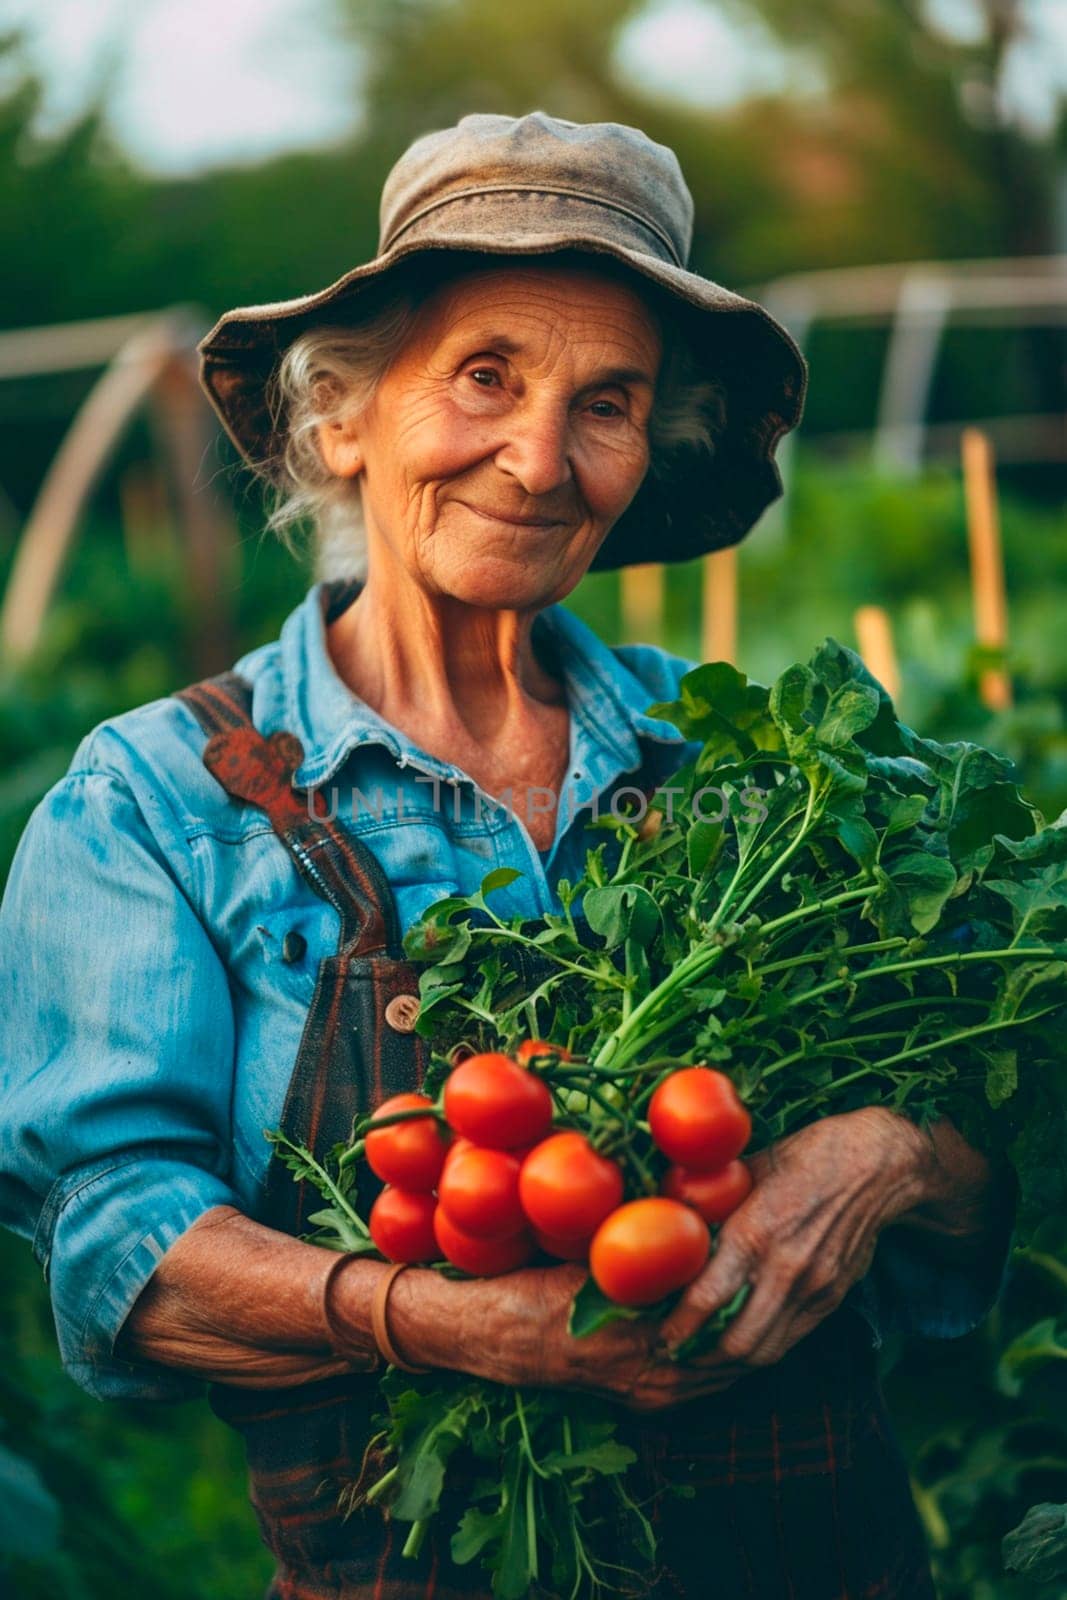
[365,1044,753,1309]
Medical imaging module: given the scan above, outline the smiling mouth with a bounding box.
[459,502,564,529]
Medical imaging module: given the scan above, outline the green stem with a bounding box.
[617,1138,658,1196]
[622,939,635,1024]
[780,1063,886,1115]
[402,1518,430,1560]
[572,1080,627,1124]
[268,1131,368,1235]
[613,827,638,882]
[871,1004,1061,1070]
[633,1066,676,1114]
[357,1106,445,1134]
[842,994,985,1029]
[526,1468,539,1582]
[784,944,1062,1013]
[514,1390,551,1479]
[594,786,844,1074]
[486,923,627,986]
[712,797,813,913]
[774,1003,1062,1111]
[363,1463,399,1505]
[755,936,908,979]
[757,884,874,941]
[591,942,725,1070]
[728,780,824,928]
[1015,1248,1067,1294]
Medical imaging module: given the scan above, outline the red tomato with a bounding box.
[518,1132,624,1239]
[532,1227,591,1262]
[364,1093,449,1190]
[443,1053,553,1150]
[515,1039,570,1066]
[437,1145,526,1240]
[647,1068,751,1171]
[369,1187,439,1263]
[661,1159,753,1225]
[364,1093,450,1191]
[590,1198,710,1307]
[440,1135,476,1175]
[433,1207,535,1276]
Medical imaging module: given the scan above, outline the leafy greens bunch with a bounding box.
[409,640,1067,1216]
[277,639,1067,1599]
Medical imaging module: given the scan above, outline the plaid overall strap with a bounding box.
[173,666,433,1230]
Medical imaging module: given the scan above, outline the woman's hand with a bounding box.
[657,1106,998,1382]
[382,1259,745,1413]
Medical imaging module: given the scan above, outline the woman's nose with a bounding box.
[494,404,573,497]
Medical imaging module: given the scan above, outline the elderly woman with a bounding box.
[1,113,1013,1599]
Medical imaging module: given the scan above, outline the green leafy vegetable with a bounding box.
[277,637,1067,1598]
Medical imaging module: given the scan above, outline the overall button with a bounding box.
[384,993,421,1032]
[281,930,307,963]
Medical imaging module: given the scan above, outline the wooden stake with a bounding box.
[853,605,901,702]
[702,546,738,665]
[619,563,665,646]
[962,426,1012,710]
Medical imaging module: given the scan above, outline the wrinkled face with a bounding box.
[318,262,662,609]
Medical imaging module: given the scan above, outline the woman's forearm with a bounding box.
[117,1204,389,1387]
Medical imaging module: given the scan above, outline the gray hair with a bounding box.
[262,269,727,582]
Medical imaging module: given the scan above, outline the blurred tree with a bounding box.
[733,0,1058,254]
[322,0,1064,290]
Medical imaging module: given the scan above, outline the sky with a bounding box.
[2,0,1065,177]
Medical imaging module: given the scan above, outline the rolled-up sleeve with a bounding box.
[847,1161,1018,1346]
[0,743,241,1401]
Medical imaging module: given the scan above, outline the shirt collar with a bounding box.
[266,579,687,791]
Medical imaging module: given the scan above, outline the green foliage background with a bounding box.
[0,0,1064,1594]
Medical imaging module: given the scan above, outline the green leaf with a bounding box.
[1002,1502,1067,1582]
[540,1438,636,1476]
[646,662,775,761]
[687,818,724,877]
[816,680,881,748]
[984,1049,1018,1109]
[480,867,523,896]
[403,902,476,962]
[305,1207,377,1253]
[495,1450,534,1600]
[996,1316,1067,1397]
[769,663,815,735]
[583,883,660,950]
[386,1387,484,1522]
[868,852,957,936]
[669,1283,751,1362]
[985,863,1067,936]
[452,1504,503,1565]
[880,792,930,837]
[826,794,878,869]
[568,1276,643,1337]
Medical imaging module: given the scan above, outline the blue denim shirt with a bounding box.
[0,580,1013,1401]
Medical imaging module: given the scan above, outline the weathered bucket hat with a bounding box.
[197,110,807,570]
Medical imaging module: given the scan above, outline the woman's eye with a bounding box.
[589,399,624,419]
